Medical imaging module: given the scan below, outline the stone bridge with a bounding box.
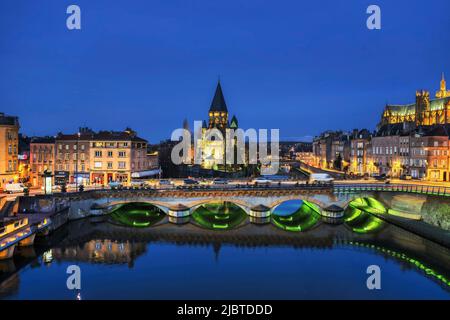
[16,184,450,221]
[18,186,343,219]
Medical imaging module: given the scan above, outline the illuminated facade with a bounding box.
[30,137,55,187]
[89,128,149,185]
[199,81,239,170]
[380,74,450,127]
[0,113,20,188]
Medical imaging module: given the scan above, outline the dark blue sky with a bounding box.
[1,0,449,143]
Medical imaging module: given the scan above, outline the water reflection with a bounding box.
[1,200,449,299]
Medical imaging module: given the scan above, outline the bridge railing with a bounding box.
[333,183,450,196]
[42,182,335,197]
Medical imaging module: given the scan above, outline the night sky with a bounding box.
[1,0,449,143]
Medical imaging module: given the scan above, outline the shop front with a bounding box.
[54,171,69,186]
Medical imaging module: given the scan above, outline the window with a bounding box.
[73,153,77,160]
[107,151,113,157]
[8,145,12,154]
[95,151,102,157]
[118,151,126,158]
[94,162,102,168]
[107,162,113,169]
[65,145,69,150]
[80,153,85,161]
[118,162,126,169]
[81,144,85,151]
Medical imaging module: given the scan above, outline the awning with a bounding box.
[131,169,161,178]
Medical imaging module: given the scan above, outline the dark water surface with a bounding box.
[0,200,449,300]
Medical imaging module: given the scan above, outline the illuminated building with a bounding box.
[312,131,351,170]
[380,74,450,127]
[349,129,373,175]
[30,137,56,187]
[55,128,93,186]
[18,134,31,183]
[198,81,239,170]
[410,128,449,181]
[0,113,20,188]
[89,128,149,185]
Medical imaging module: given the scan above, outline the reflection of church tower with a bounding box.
[208,81,229,130]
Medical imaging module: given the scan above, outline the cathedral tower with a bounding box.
[436,72,450,99]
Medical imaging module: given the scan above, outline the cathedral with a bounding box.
[199,81,239,170]
[380,73,450,127]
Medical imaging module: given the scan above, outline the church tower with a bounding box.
[208,81,229,130]
[436,72,450,99]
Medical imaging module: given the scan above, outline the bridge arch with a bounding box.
[341,196,388,214]
[268,196,326,212]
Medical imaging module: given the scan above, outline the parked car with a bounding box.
[309,173,334,184]
[158,179,174,188]
[130,180,146,187]
[253,177,272,185]
[109,181,123,189]
[4,183,28,194]
[40,185,61,192]
[213,178,228,185]
[372,174,386,181]
[183,179,199,185]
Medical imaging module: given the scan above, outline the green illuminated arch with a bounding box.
[271,200,321,232]
[348,197,387,215]
[191,201,247,230]
[110,202,166,228]
[343,206,385,233]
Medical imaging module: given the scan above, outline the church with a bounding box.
[199,80,239,170]
[380,74,450,127]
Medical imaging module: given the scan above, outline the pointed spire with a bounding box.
[441,72,446,91]
[230,115,238,129]
[209,80,228,112]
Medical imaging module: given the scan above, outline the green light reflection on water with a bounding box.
[349,241,450,288]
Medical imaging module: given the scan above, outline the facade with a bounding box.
[412,128,450,181]
[18,134,31,183]
[30,137,56,187]
[371,135,402,177]
[55,130,93,186]
[367,125,450,181]
[199,81,239,170]
[0,113,20,188]
[89,129,149,185]
[313,131,351,170]
[380,74,450,127]
[349,129,373,175]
